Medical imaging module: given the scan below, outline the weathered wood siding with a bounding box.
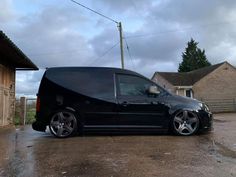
[0,64,15,126]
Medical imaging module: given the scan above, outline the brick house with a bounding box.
[0,31,38,126]
[152,61,236,112]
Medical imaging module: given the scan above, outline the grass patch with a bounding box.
[26,108,36,124]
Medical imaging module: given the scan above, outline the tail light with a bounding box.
[36,97,40,112]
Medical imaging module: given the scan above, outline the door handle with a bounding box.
[151,101,158,105]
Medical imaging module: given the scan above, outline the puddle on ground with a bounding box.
[199,135,236,161]
[215,142,236,159]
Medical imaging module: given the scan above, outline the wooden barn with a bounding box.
[0,31,38,126]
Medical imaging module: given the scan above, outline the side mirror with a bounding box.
[148,85,160,95]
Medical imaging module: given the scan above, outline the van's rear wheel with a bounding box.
[49,110,77,138]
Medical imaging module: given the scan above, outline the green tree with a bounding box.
[178,38,211,72]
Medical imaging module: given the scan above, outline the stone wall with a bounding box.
[193,62,236,100]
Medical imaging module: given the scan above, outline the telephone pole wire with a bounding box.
[70,0,118,23]
[70,0,125,69]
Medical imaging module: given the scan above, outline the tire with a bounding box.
[171,110,200,136]
[49,110,78,138]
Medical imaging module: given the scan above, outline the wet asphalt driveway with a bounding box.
[0,113,236,177]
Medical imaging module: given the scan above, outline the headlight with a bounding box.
[199,103,203,108]
[199,102,210,112]
[204,104,210,112]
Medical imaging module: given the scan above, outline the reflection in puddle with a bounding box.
[2,128,36,177]
[200,133,236,163]
[215,142,236,159]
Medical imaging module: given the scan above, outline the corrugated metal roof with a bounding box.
[0,30,38,70]
[154,62,227,86]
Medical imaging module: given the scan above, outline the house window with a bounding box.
[185,89,192,98]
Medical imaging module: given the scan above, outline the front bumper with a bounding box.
[199,111,213,131]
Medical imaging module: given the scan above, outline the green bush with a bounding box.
[26,108,36,124]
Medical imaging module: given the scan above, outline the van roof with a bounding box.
[45,66,143,77]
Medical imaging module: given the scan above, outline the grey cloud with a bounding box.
[0,0,15,22]
[89,27,119,55]
[89,15,188,74]
[9,5,96,68]
[149,0,236,25]
[87,25,125,68]
[125,34,183,62]
[96,0,150,12]
[2,0,236,96]
[129,0,236,67]
[89,25,183,78]
[109,0,236,72]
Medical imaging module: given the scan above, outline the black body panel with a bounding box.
[32,67,212,134]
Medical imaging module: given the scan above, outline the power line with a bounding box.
[124,37,135,70]
[89,42,119,66]
[70,0,118,24]
[125,27,198,39]
[69,0,124,69]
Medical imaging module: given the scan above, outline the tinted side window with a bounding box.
[117,74,153,96]
[46,68,115,100]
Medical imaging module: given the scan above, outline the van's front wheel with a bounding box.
[171,110,199,136]
[49,110,78,138]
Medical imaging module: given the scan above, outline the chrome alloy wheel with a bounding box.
[49,111,77,138]
[173,110,199,136]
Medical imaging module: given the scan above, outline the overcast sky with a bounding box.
[1,0,236,97]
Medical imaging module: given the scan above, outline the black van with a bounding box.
[32,67,212,138]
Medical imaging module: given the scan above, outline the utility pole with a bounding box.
[118,22,124,69]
